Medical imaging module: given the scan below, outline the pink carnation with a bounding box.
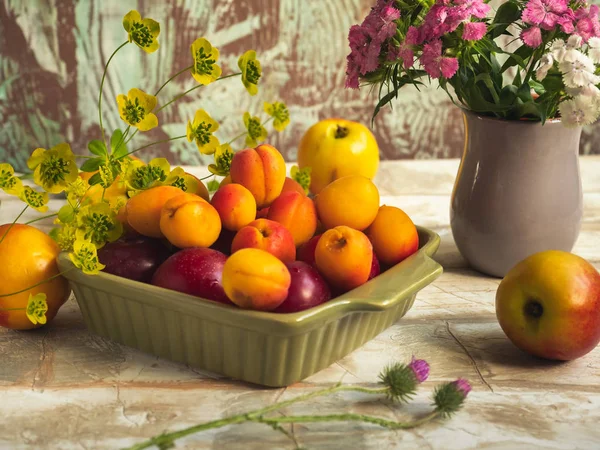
[574,5,600,42]
[345,1,401,88]
[396,26,420,68]
[522,0,569,30]
[462,22,487,40]
[521,26,543,47]
[455,0,491,19]
[420,40,459,79]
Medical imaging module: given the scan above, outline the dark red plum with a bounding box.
[274,261,331,313]
[296,234,321,268]
[98,237,172,283]
[151,247,232,305]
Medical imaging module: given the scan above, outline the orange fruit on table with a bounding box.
[0,224,71,330]
[297,118,379,195]
[126,185,184,238]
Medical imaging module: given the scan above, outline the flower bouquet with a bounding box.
[346,0,600,127]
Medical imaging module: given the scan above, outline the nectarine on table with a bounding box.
[211,183,257,232]
[496,250,600,361]
[267,191,317,247]
[231,218,296,263]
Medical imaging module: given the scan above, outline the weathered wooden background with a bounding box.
[0,0,598,171]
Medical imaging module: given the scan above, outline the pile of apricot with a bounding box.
[101,144,420,313]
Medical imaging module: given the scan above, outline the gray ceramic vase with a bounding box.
[450,109,584,278]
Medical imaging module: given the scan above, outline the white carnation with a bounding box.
[536,54,554,81]
[559,53,600,88]
[551,39,566,62]
[559,95,599,128]
[588,37,600,65]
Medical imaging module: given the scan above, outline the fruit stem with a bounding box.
[335,125,349,139]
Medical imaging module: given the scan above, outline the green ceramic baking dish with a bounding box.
[57,226,442,387]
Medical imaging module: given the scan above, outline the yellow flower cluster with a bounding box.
[0,8,295,324]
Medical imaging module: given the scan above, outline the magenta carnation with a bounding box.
[574,5,600,42]
[521,26,543,47]
[396,26,420,68]
[420,40,459,79]
[455,0,491,19]
[452,378,472,397]
[462,21,487,40]
[345,0,401,88]
[408,357,430,383]
[522,0,569,30]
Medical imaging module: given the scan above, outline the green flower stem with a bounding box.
[199,174,214,181]
[113,126,131,155]
[0,205,28,247]
[257,410,441,430]
[154,65,193,96]
[156,72,242,113]
[123,384,391,450]
[74,155,96,159]
[227,116,273,146]
[17,173,34,180]
[98,41,129,148]
[0,268,74,298]
[124,129,139,147]
[24,213,58,225]
[118,135,187,159]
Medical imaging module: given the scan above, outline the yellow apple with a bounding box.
[495,250,600,361]
[297,118,379,195]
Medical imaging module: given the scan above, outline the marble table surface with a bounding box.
[1,157,599,450]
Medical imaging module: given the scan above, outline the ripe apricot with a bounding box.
[186,172,210,201]
[267,191,317,247]
[211,184,257,232]
[282,177,306,196]
[315,175,379,231]
[222,248,291,310]
[230,144,286,208]
[231,218,296,263]
[160,193,221,248]
[365,206,419,266]
[126,186,184,238]
[315,225,373,292]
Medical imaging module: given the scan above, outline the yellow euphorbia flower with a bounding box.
[49,223,78,252]
[69,239,105,275]
[166,167,199,193]
[26,143,78,194]
[26,293,48,325]
[124,158,171,194]
[291,165,311,194]
[19,186,49,212]
[238,50,261,96]
[187,109,220,155]
[208,144,234,176]
[0,163,23,196]
[123,10,160,53]
[243,112,267,147]
[116,88,159,131]
[190,38,222,85]
[76,202,123,248]
[264,101,291,132]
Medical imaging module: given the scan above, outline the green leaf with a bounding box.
[58,204,76,223]
[372,70,427,123]
[490,1,521,39]
[111,129,128,159]
[529,80,546,95]
[207,179,219,192]
[88,140,107,157]
[501,45,534,72]
[80,157,104,173]
[88,172,102,186]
